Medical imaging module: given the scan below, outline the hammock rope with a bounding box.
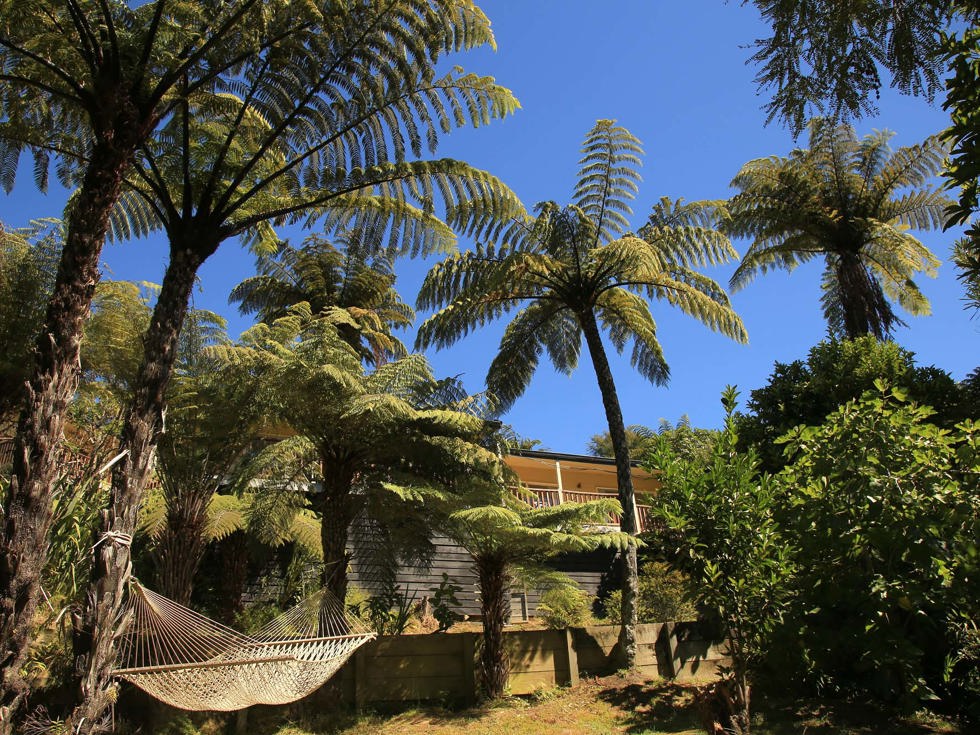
[113,582,375,711]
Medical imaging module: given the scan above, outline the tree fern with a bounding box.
[416,119,746,669]
[216,310,507,604]
[727,118,947,339]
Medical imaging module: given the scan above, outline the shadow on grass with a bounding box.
[596,681,963,735]
[597,680,704,734]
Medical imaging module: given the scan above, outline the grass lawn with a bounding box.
[237,674,963,735]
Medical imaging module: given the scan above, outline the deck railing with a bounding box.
[516,486,657,533]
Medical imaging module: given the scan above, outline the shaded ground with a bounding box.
[235,674,963,735]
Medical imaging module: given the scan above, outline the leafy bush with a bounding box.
[773,382,980,710]
[736,337,970,472]
[654,386,795,735]
[429,573,462,632]
[234,600,283,634]
[603,561,699,624]
[345,582,418,635]
[537,586,592,629]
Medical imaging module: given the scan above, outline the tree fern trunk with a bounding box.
[154,484,212,606]
[476,551,510,699]
[835,253,898,340]
[0,136,136,733]
[69,240,209,734]
[319,462,356,605]
[579,310,639,670]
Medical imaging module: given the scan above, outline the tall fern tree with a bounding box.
[726,118,950,340]
[213,307,507,604]
[0,3,306,724]
[230,231,415,364]
[71,3,520,730]
[416,120,747,667]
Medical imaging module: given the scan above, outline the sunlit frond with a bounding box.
[573,120,643,245]
[727,118,949,338]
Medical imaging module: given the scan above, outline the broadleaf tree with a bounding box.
[416,119,747,667]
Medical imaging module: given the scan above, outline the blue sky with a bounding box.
[3,1,976,453]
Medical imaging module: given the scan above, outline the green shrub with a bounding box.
[346,581,418,635]
[429,573,462,632]
[537,586,592,628]
[603,561,699,623]
[234,600,282,634]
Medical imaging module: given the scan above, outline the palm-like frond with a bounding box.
[595,288,669,385]
[727,117,949,339]
[573,120,643,247]
[111,4,526,273]
[417,118,744,411]
[231,231,414,364]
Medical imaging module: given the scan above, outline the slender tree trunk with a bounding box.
[319,461,356,605]
[68,241,209,734]
[213,532,250,625]
[476,551,510,699]
[578,310,639,670]
[0,136,138,732]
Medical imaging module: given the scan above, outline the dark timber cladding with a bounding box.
[346,450,658,618]
[347,535,620,619]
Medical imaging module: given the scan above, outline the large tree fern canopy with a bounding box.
[416,119,746,413]
[726,118,949,340]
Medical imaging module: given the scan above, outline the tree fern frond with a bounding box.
[206,493,246,542]
[485,304,555,413]
[727,118,946,337]
[573,119,643,246]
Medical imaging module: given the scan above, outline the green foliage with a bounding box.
[217,308,508,599]
[0,219,60,421]
[943,6,980,312]
[592,418,719,465]
[350,583,418,636]
[234,600,284,636]
[417,119,747,412]
[444,479,631,698]
[429,573,463,633]
[416,120,746,663]
[773,382,980,709]
[231,232,414,365]
[537,587,592,629]
[654,387,795,733]
[737,336,970,472]
[80,281,156,396]
[727,118,948,340]
[942,4,980,226]
[745,1,952,135]
[602,562,699,624]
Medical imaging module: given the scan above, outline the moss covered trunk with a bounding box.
[0,133,139,732]
[69,240,210,734]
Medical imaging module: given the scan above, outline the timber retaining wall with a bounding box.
[312,620,727,707]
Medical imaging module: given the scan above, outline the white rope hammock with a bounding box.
[112,582,376,711]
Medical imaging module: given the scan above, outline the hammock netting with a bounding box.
[112,583,375,711]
